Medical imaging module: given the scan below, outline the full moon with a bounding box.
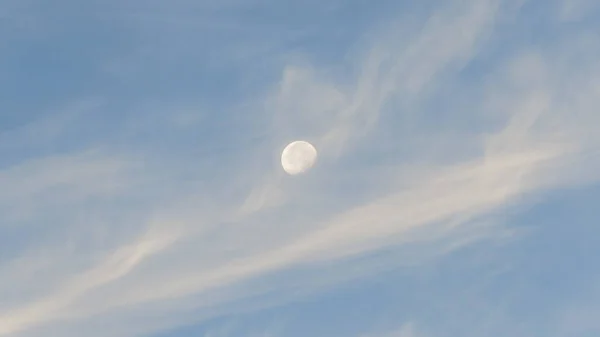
[281,140,318,175]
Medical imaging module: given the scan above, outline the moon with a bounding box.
[281,140,318,175]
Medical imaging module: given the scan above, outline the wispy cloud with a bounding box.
[1,0,599,336]
[365,323,421,337]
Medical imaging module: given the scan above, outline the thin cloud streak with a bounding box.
[1,0,600,336]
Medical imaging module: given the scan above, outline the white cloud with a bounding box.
[1,0,600,336]
[362,322,422,337]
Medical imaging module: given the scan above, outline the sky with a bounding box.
[1,0,600,336]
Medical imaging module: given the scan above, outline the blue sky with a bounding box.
[1,0,600,336]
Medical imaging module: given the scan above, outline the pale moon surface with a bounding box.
[281,140,318,175]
